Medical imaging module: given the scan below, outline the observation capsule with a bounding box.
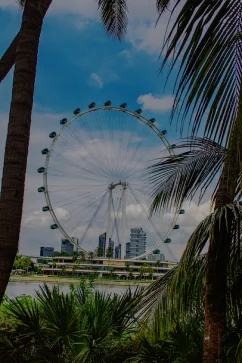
[49,132,56,138]
[160,130,167,135]
[60,118,67,125]
[170,144,176,149]
[104,100,111,107]
[135,109,142,114]
[153,249,160,254]
[73,108,81,115]
[37,167,45,173]
[38,187,45,193]
[120,103,127,108]
[41,148,49,155]
[164,238,171,244]
[88,102,96,109]
[50,224,58,230]
[42,206,50,212]
[149,118,155,123]
[173,225,180,230]
[179,209,185,214]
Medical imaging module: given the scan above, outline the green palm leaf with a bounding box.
[160,0,242,146]
[147,137,226,214]
[143,203,242,322]
[36,284,79,348]
[96,0,128,40]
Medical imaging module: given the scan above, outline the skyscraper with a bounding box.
[98,233,106,257]
[40,247,54,257]
[115,244,121,259]
[61,239,74,254]
[98,232,114,257]
[126,228,146,258]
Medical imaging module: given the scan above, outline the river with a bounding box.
[6,281,138,298]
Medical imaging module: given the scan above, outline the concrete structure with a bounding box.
[61,239,74,254]
[40,247,54,257]
[39,256,177,280]
[126,228,146,258]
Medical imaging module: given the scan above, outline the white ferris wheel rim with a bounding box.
[42,106,179,260]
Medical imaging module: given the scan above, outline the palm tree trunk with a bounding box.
[203,121,241,362]
[0,0,52,302]
[0,32,19,84]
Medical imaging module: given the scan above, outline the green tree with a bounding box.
[96,247,104,258]
[148,2,242,361]
[155,260,161,276]
[0,283,144,362]
[138,265,146,280]
[72,251,78,263]
[106,246,113,259]
[87,251,94,263]
[0,0,130,302]
[79,251,86,262]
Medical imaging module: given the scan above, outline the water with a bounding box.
[6,281,137,299]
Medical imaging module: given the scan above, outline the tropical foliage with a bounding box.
[1,279,242,363]
[147,0,242,361]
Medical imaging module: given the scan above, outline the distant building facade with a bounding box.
[61,239,74,254]
[98,232,114,257]
[40,247,54,257]
[115,244,121,259]
[126,228,146,259]
[98,233,106,257]
[71,237,79,251]
[147,253,165,261]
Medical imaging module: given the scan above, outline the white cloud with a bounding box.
[90,73,103,88]
[119,49,133,63]
[137,93,174,111]
[0,0,182,57]
[75,19,91,30]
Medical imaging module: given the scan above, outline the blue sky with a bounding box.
[0,0,211,260]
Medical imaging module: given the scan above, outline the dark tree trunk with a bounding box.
[0,0,52,302]
[203,126,241,362]
[0,32,19,84]
[203,212,232,362]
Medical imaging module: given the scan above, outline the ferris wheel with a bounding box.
[37,102,184,261]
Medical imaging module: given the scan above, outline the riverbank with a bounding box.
[9,275,152,286]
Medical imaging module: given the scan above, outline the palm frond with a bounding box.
[142,203,242,324]
[16,0,25,8]
[147,137,225,214]
[160,0,242,146]
[6,297,43,338]
[156,0,172,14]
[36,284,79,346]
[96,0,128,41]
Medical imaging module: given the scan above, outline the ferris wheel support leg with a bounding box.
[121,184,127,259]
[106,188,112,255]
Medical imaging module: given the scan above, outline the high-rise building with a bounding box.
[61,239,74,254]
[108,239,114,258]
[115,244,121,259]
[125,242,130,258]
[40,247,54,257]
[147,253,165,261]
[98,233,106,257]
[98,232,114,257]
[71,237,79,251]
[126,227,146,258]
